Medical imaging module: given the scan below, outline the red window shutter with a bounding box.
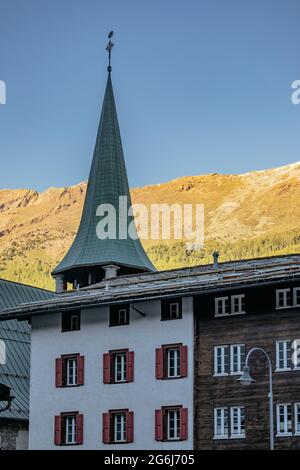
[103,353,111,384]
[76,414,84,444]
[126,351,134,382]
[180,345,188,377]
[156,348,164,379]
[55,358,63,387]
[180,408,188,440]
[103,412,111,444]
[155,409,164,441]
[126,411,134,443]
[54,415,62,445]
[77,356,85,385]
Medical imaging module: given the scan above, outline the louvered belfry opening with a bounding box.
[52,66,155,292]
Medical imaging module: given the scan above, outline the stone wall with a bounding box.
[0,420,28,450]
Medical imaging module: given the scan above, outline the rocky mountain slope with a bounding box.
[0,161,299,290]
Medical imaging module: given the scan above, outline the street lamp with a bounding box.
[237,347,274,450]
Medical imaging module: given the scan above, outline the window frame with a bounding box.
[231,295,245,315]
[230,344,245,376]
[66,357,78,387]
[276,289,292,310]
[61,310,81,332]
[109,304,130,327]
[276,403,293,437]
[214,345,229,376]
[166,409,180,441]
[167,347,181,379]
[213,407,229,440]
[161,298,182,321]
[294,403,300,436]
[214,297,229,317]
[230,406,245,439]
[114,352,127,383]
[276,340,292,372]
[293,288,300,307]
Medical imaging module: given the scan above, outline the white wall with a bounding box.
[29,297,194,450]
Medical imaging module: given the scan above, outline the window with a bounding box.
[276,341,292,371]
[214,408,229,439]
[66,358,78,386]
[103,350,134,384]
[214,346,229,376]
[155,406,188,441]
[293,288,300,307]
[215,297,229,317]
[167,409,180,440]
[54,413,83,446]
[214,407,245,439]
[231,295,245,315]
[276,404,292,436]
[61,310,81,332]
[295,403,300,435]
[167,348,181,378]
[161,298,182,321]
[230,344,245,375]
[55,354,84,387]
[215,295,245,317]
[102,410,134,444]
[276,289,291,309]
[114,353,127,383]
[230,407,245,438]
[109,304,129,327]
[156,344,188,379]
[214,344,245,376]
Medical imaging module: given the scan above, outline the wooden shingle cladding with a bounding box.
[194,281,300,450]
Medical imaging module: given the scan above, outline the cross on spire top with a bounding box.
[106,31,114,73]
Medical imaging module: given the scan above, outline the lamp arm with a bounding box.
[245,346,274,450]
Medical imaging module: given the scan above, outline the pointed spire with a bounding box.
[52,40,155,289]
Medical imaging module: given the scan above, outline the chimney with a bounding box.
[54,274,65,293]
[213,251,220,268]
[103,265,120,280]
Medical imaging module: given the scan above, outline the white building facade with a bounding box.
[29,297,194,449]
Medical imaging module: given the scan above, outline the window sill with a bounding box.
[213,373,229,378]
[161,317,183,322]
[275,368,292,373]
[215,312,246,318]
[276,433,293,438]
[230,435,245,439]
[213,435,229,440]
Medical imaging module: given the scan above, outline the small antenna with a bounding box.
[106,31,114,73]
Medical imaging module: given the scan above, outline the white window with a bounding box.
[114,353,127,382]
[114,413,126,442]
[214,408,229,439]
[65,416,76,444]
[169,302,180,319]
[276,404,292,436]
[230,345,245,375]
[214,346,229,376]
[276,341,292,371]
[67,358,78,386]
[215,297,229,317]
[167,409,180,440]
[230,407,245,438]
[293,288,300,307]
[167,348,180,378]
[215,295,245,317]
[231,295,245,315]
[295,403,300,435]
[292,339,300,369]
[276,289,292,309]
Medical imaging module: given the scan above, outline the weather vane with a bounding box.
[106,31,114,72]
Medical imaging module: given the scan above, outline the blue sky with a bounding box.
[0,0,299,191]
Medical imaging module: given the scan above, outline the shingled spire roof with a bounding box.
[52,63,155,287]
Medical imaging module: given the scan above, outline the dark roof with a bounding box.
[0,279,55,420]
[52,72,155,276]
[3,254,300,319]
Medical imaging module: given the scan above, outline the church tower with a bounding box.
[52,34,155,292]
